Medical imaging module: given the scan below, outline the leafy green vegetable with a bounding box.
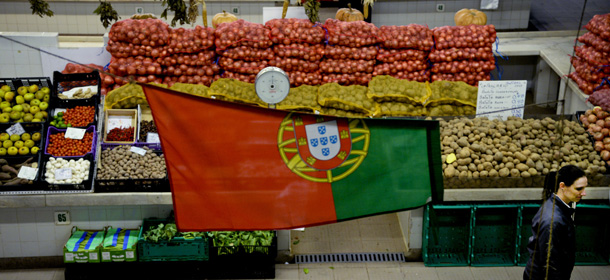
[206,231,274,255]
[141,222,205,243]
[29,0,53,18]
[303,268,309,274]
[94,0,120,29]
[159,0,189,27]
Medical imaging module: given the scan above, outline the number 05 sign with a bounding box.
[54,211,70,225]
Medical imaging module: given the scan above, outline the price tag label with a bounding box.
[17,166,38,180]
[65,127,86,140]
[130,146,146,156]
[476,80,527,120]
[6,123,26,136]
[146,133,160,143]
[55,168,72,180]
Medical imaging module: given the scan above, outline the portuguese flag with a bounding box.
[141,84,443,231]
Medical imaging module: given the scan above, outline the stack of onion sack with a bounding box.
[215,20,274,83]
[266,18,325,86]
[570,14,610,94]
[374,25,433,82]
[160,26,218,87]
[60,63,112,94]
[321,19,381,86]
[367,75,429,116]
[430,24,497,86]
[107,18,171,87]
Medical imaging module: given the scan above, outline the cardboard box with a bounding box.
[63,228,105,263]
[103,109,137,144]
[101,227,139,262]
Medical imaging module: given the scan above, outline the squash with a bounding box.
[454,8,487,26]
[212,10,238,28]
[335,3,364,22]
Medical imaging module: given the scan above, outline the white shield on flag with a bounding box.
[305,120,341,161]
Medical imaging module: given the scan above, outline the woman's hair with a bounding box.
[542,165,586,200]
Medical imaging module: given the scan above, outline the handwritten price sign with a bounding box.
[476,81,527,120]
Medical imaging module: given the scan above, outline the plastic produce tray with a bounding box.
[95,144,168,192]
[42,153,95,191]
[471,204,519,266]
[53,71,101,106]
[423,204,472,266]
[0,153,43,193]
[50,104,99,129]
[0,122,46,159]
[574,203,610,265]
[137,218,209,262]
[44,125,97,159]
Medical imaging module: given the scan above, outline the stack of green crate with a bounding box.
[137,218,209,262]
[517,204,540,266]
[470,204,519,266]
[574,204,610,265]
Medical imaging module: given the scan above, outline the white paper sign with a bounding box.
[107,116,133,133]
[55,168,72,180]
[146,133,160,143]
[65,127,86,140]
[6,123,26,136]
[18,166,38,180]
[130,146,146,156]
[476,80,527,120]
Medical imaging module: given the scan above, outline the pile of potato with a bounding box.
[97,145,166,180]
[439,116,609,188]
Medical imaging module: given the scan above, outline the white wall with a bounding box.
[0,0,531,34]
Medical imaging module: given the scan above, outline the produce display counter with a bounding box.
[2,187,608,209]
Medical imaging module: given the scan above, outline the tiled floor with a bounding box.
[2,263,610,280]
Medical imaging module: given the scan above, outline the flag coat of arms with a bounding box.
[141,84,443,231]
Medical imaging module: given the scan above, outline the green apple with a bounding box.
[34,91,45,100]
[23,114,34,122]
[9,111,21,120]
[34,112,43,120]
[39,102,48,111]
[27,84,38,93]
[12,105,23,112]
[32,118,41,122]
[2,107,12,113]
[0,85,10,92]
[29,106,40,114]
[30,99,41,107]
[24,93,35,102]
[0,113,9,123]
[40,111,48,119]
[21,104,30,113]
[0,101,9,109]
[4,91,14,102]
[40,87,50,95]
[43,94,50,102]
[17,86,28,95]
[15,95,24,104]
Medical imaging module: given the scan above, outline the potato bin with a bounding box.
[63,227,105,263]
[101,227,139,262]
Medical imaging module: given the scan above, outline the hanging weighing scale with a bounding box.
[255,67,290,108]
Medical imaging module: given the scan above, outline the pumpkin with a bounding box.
[335,3,364,22]
[212,10,238,28]
[454,8,487,26]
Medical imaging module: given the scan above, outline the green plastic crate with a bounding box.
[574,204,610,265]
[517,204,540,266]
[423,204,473,266]
[471,205,519,266]
[137,218,209,262]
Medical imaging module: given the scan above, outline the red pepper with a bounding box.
[106,127,135,142]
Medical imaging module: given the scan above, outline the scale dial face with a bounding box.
[255,67,290,105]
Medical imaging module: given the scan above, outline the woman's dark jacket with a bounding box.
[523,193,576,280]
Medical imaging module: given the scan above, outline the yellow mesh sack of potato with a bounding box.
[276,85,322,113]
[318,83,378,117]
[426,103,476,116]
[169,83,209,97]
[104,83,167,110]
[208,78,267,107]
[427,80,478,107]
[378,101,427,117]
[367,75,431,104]
[320,107,370,118]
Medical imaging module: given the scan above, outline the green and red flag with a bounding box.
[141,83,443,231]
